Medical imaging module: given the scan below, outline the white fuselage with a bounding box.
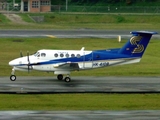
[9,49,141,74]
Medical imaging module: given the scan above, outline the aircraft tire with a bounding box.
[57,74,63,80]
[64,77,71,82]
[10,75,16,81]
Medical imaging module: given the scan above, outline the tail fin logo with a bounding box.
[130,36,144,53]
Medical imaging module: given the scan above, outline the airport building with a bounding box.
[20,0,51,12]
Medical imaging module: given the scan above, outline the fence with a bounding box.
[51,5,160,13]
[1,4,160,13]
[0,2,20,11]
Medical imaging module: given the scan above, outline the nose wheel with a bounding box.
[10,68,16,81]
[10,75,16,81]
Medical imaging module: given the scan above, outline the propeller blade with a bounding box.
[26,51,33,73]
[27,51,29,62]
[27,51,30,73]
[20,51,23,57]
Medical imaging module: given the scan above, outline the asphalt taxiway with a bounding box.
[0,76,160,93]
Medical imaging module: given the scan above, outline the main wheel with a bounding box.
[10,75,16,81]
[57,74,63,80]
[64,77,71,82]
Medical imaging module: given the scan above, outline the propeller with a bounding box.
[20,50,23,57]
[27,51,32,73]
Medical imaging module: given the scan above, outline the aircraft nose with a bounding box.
[9,60,18,66]
[9,60,14,66]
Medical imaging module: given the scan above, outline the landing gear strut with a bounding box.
[57,74,71,82]
[10,68,16,81]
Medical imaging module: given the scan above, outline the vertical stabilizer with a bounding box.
[118,31,157,57]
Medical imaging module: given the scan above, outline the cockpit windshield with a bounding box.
[34,52,46,57]
[34,52,40,57]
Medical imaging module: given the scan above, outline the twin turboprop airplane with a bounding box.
[9,31,157,82]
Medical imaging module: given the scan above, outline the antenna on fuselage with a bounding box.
[81,47,85,51]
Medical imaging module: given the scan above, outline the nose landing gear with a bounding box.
[10,68,16,81]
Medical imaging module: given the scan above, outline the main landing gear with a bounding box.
[10,68,16,81]
[57,74,71,82]
[9,69,71,82]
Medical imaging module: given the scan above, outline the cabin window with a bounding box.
[76,54,81,58]
[71,54,75,58]
[65,53,69,58]
[54,53,58,57]
[60,53,64,57]
[41,53,46,57]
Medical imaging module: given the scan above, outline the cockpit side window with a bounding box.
[41,53,46,57]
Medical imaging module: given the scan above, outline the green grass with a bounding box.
[0,14,11,24]
[1,37,160,77]
[0,13,160,29]
[0,94,160,110]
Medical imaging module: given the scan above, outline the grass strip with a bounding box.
[0,94,160,110]
[1,13,160,29]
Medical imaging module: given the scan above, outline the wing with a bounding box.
[53,62,80,71]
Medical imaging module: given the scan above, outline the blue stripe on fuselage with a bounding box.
[14,49,137,67]
[29,49,135,66]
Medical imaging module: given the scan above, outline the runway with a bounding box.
[0,76,160,93]
[1,110,160,120]
[0,30,160,38]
